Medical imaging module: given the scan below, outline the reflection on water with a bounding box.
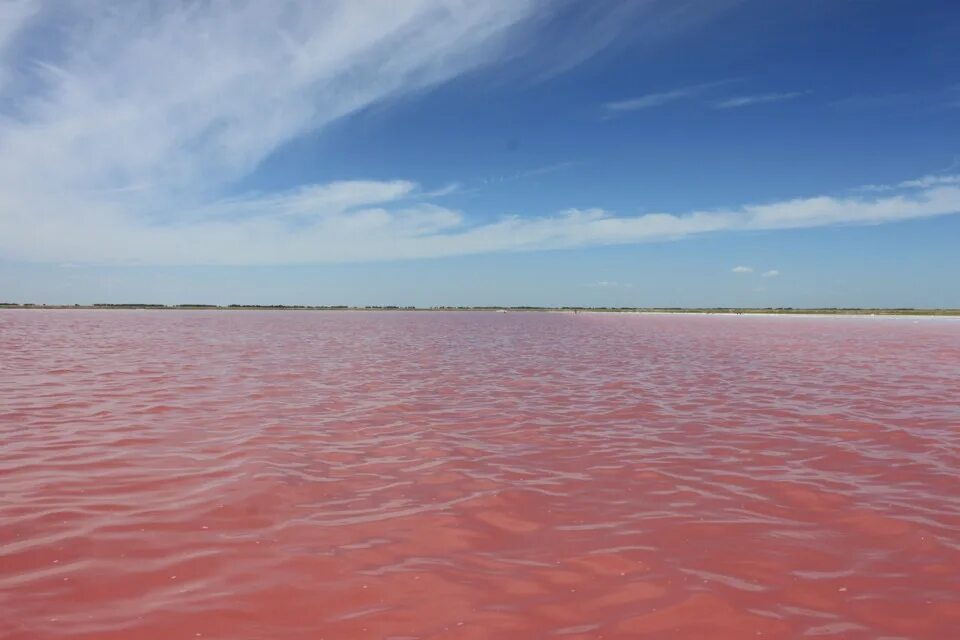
[2,310,959,639]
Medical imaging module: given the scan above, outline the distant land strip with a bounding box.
[1,303,958,316]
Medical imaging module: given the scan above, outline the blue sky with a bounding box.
[0,0,958,306]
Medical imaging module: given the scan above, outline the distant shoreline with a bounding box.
[2,304,959,317]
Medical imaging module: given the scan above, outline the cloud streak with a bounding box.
[856,174,960,192]
[604,79,736,112]
[604,88,701,111]
[714,91,805,109]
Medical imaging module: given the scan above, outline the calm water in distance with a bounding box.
[2,310,959,639]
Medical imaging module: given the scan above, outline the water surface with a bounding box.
[2,310,959,639]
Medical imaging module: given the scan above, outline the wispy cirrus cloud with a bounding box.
[0,1,546,200]
[761,270,780,278]
[604,87,701,111]
[856,173,960,193]
[478,161,582,186]
[0,0,39,91]
[713,91,805,109]
[605,82,805,114]
[2,1,728,267]
[732,266,753,273]
[603,79,735,112]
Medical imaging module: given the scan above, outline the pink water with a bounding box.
[2,310,959,639]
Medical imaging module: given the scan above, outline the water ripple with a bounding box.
[2,310,959,639]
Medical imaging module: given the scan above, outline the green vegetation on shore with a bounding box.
[1,303,958,316]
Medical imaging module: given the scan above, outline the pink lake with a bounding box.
[1,310,959,639]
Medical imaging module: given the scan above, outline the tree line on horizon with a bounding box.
[0,302,951,314]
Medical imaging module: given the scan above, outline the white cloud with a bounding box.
[761,270,780,278]
[0,1,35,49]
[714,91,805,109]
[732,266,753,273]
[3,176,960,265]
[192,180,421,222]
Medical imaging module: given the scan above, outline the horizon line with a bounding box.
[2,303,959,316]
